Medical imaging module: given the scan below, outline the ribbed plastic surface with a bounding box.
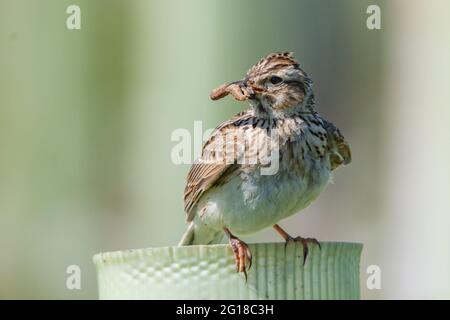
[93,242,362,300]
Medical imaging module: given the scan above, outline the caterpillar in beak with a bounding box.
[210,80,255,101]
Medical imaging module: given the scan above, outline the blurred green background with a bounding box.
[1,0,449,299]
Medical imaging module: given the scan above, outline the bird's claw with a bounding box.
[229,238,252,281]
[284,236,321,265]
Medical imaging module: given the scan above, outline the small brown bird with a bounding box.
[179,52,351,278]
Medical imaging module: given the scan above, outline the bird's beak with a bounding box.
[243,81,256,100]
[245,79,268,98]
[210,79,256,101]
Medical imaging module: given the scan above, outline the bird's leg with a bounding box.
[273,224,321,265]
[224,227,252,280]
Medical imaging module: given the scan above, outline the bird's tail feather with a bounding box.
[178,222,225,246]
[178,222,196,246]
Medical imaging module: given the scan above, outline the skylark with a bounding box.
[179,52,351,278]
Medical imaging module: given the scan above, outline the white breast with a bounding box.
[196,144,331,236]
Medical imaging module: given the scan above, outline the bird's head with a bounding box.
[210,52,314,116]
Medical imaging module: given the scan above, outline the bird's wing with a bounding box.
[184,111,254,222]
[322,119,352,171]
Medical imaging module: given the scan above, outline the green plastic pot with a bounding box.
[93,242,362,299]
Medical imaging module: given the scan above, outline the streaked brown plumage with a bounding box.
[179,52,351,278]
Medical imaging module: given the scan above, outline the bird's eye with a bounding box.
[269,76,282,85]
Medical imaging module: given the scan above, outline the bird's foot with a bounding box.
[224,228,252,281]
[273,224,320,265]
[285,236,321,265]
